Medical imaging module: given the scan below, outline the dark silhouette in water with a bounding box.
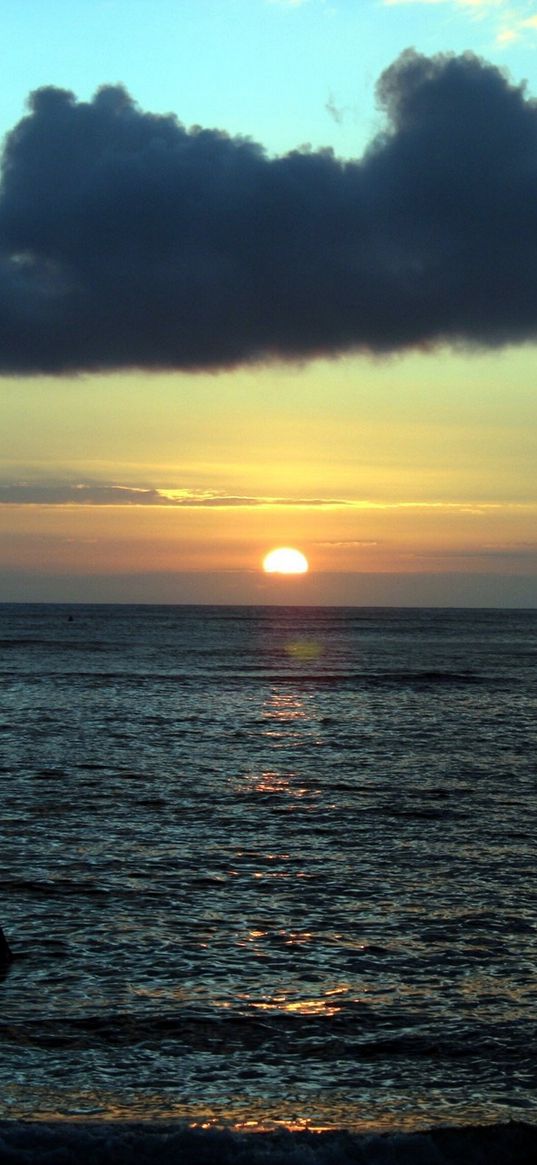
[0,928,13,964]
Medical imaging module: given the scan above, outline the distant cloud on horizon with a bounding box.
[3,49,537,373]
[0,482,352,508]
[0,481,534,512]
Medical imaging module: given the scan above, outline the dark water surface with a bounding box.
[0,604,536,1136]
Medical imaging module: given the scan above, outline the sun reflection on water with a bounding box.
[285,639,322,662]
[246,770,313,798]
[232,686,319,800]
[263,690,306,723]
[240,984,349,1017]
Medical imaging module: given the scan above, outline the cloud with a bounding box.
[382,1,504,11]
[3,50,537,373]
[1,481,534,512]
[411,542,537,560]
[313,539,380,546]
[0,483,167,506]
[0,482,351,507]
[382,0,537,45]
[325,92,345,124]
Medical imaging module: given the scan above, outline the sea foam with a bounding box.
[0,1122,535,1165]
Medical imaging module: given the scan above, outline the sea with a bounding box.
[0,602,536,1164]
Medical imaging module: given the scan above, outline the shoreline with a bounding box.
[0,1119,536,1164]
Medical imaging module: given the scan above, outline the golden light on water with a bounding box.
[262,547,309,574]
[248,985,349,1017]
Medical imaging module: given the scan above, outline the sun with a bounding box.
[262,547,309,574]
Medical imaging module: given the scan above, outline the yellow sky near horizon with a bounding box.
[2,346,535,495]
[1,345,536,598]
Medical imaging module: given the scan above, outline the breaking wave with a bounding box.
[0,1120,535,1165]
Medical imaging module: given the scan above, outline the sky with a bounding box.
[0,0,536,606]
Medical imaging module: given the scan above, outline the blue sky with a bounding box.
[3,0,537,158]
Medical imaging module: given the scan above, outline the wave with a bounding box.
[0,1120,534,1164]
[0,1011,532,1063]
[0,669,505,687]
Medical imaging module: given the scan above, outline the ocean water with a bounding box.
[0,603,536,1162]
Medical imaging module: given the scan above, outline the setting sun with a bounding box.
[262,547,309,575]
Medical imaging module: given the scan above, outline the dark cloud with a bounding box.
[0,482,350,506]
[1,49,537,374]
